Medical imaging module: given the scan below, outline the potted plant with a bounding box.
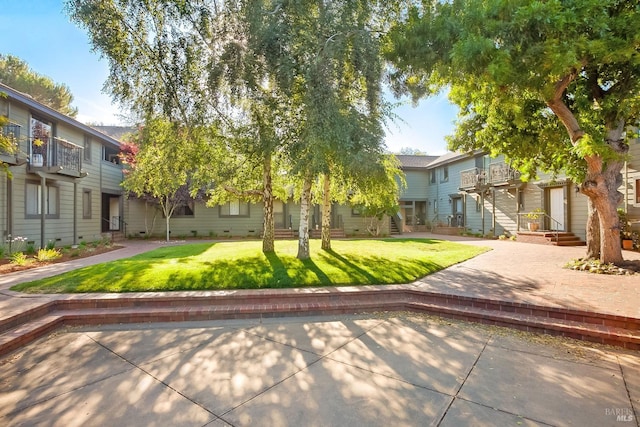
[619,209,634,250]
[525,208,545,231]
[31,138,45,167]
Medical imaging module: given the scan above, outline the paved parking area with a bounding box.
[1,313,638,426]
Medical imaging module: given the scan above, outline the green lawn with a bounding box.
[11,239,489,293]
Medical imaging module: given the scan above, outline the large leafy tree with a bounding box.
[68,0,299,254]
[121,117,202,242]
[255,0,389,258]
[340,154,406,236]
[0,55,78,117]
[385,0,640,264]
[68,0,391,260]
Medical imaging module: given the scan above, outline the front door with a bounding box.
[274,200,285,228]
[451,197,463,227]
[549,187,565,230]
[101,193,121,232]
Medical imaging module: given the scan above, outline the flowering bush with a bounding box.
[5,235,28,255]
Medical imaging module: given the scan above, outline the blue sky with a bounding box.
[0,0,457,155]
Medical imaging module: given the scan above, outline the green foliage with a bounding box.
[45,240,56,250]
[121,117,204,241]
[9,252,29,266]
[0,54,78,117]
[12,239,489,293]
[68,0,392,258]
[385,0,640,182]
[25,243,36,255]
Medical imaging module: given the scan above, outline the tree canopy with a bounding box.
[385,0,640,264]
[120,117,206,242]
[0,54,78,117]
[68,0,395,259]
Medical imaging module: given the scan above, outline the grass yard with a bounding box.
[11,238,489,293]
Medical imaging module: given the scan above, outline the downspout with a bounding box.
[40,174,46,249]
[481,191,485,236]
[492,188,496,236]
[6,178,11,238]
[625,161,629,213]
[516,187,521,231]
[73,181,78,246]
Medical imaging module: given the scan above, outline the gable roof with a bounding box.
[396,154,439,169]
[0,82,122,148]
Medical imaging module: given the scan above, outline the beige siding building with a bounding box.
[1,83,124,248]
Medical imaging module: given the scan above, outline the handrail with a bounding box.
[518,212,562,241]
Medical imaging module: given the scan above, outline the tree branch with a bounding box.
[545,70,584,144]
[222,185,262,198]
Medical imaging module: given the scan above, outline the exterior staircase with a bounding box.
[516,231,586,246]
[310,228,346,238]
[390,215,401,235]
[273,229,296,239]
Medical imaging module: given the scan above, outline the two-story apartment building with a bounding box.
[1,83,124,249]
[396,135,640,243]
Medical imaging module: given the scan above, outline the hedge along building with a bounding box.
[0,83,124,249]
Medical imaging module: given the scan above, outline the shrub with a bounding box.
[0,245,5,259]
[46,240,56,250]
[25,243,36,255]
[10,252,29,266]
[35,248,62,262]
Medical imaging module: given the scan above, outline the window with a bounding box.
[219,199,250,217]
[174,201,195,217]
[441,166,449,182]
[26,182,59,218]
[103,145,120,164]
[83,135,92,162]
[83,189,92,219]
[30,116,52,162]
[476,197,482,212]
[351,206,362,217]
[430,169,436,184]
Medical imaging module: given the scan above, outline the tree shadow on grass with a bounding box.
[319,249,443,284]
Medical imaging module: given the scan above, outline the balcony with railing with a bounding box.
[459,167,487,191]
[29,137,85,177]
[0,122,27,166]
[487,162,521,185]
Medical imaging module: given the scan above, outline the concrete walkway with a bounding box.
[1,314,638,426]
[0,236,639,426]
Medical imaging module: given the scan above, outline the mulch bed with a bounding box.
[0,245,122,275]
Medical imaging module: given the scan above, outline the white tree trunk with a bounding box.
[297,177,312,260]
[262,154,275,253]
[321,173,332,251]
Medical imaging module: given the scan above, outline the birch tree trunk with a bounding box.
[321,173,332,251]
[297,177,312,259]
[262,154,275,253]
